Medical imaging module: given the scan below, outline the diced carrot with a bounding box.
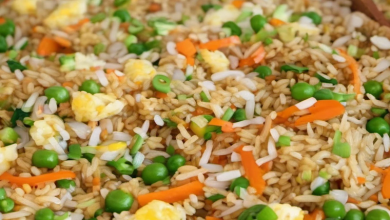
[155,91,168,98]
[357,177,366,184]
[230,104,237,110]
[67,18,90,31]
[231,0,244,8]
[260,161,273,172]
[137,180,204,206]
[239,46,266,67]
[0,18,5,25]
[206,217,221,220]
[338,49,361,94]
[347,196,361,204]
[199,36,241,51]
[37,37,61,56]
[92,177,100,186]
[382,167,390,198]
[304,209,325,220]
[294,100,345,126]
[53,36,72,48]
[208,118,235,133]
[62,81,74,88]
[106,69,115,74]
[148,2,162,12]
[186,56,195,66]
[269,18,286,27]
[0,171,76,186]
[176,39,197,57]
[265,75,276,83]
[369,194,379,202]
[370,164,385,174]
[193,106,214,116]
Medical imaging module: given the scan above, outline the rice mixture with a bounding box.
[3,0,390,219]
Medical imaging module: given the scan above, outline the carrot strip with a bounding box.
[148,3,162,12]
[238,46,266,67]
[369,194,379,202]
[294,100,345,126]
[347,196,361,204]
[208,118,235,133]
[186,56,195,66]
[62,81,74,88]
[176,39,197,57]
[339,49,361,94]
[155,91,168,98]
[206,217,221,220]
[137,180,204,206]
[105,69,115,74]
[236,146,266,195]
[199,36,241,51]
[53,36,72,48]
[37,37,61,56]
[92,177,100,186]
[231,0,244,8]
[357,177,366,184]
[260,161,273,172]
[382,168,390,198]
[208,118,227,126]
[269,18,286,27]
[370,164,385,174]
[0,171,76,186]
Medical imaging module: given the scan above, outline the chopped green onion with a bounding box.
[240,29,253,43]
[233,109,246,122]
[313,89,355,102]
[289,13,302,22]
[256,206,278,220]
[277,25,295,43]
[94,209,104,218]
[206,194,225,202]
[90,13,107,23]
[301,170,312,181]
[163,119,177,128]
[149,19,176,36]
[222,21,242,36]
[201,4,222,13]
[373,51,380,59]
[10,108,30,127]
[332,130,351,158]
[302,11,322,25]
[166,145,175,155]
[221,108,234,121]
[250,15,267,33]
[0,35,8,53]
[276,135,290,147]
[55,179,76,189]
[179,15,190,25]
[252,29,277,42]
[113,9,131,22]
[371,107,388,117]
[200,91,210,102]
[235,11,253,23]
[347,45,358,57]
[272,4,289,22]
[80,147,97,154]
[124,35,137,48]
[68,144,82,160]
[130,134,144,155]
[82,153,95,163]
[127,42,147,55]
[6,60,27,73]
[93,43,106,55]
[280,64,309,73]
[8,50,18,59]
[128,19,144,34]
[145,40,161,50]
[319,170,331,179]
[203,115,214,122]
[186,75,192,81]
[107,157,134,175]
[315,73,338,85]
[203,132,212,140]
[114,0,129,7]
[177,94,187,100]
[22,117,34,127]
[222,27,231,37]
[303,33,309,42]
[152,75,171,93]
[59,55,76,72]
[264,37,273,46]
[312,181,330,195]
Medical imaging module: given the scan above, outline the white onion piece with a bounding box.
[133,152,145,168]
[218,200,244,217]
[100,151,119,161]
[47,137,66,155]
[112,131,132,142]
[172,69,186,82]
[96,69,109,86]
[310,176,327,191]
[295,97,317,110]
[67,122,91,139]
[330,190,348,204]
[374,59,390,73]
[204,177,230,189]
[124,149,133,162]
[231,152,241,162]
[232,117,265,128]
[345,203,360,212]
[270,128,280,142]
[201,163,224,172]
[199,140,213,165]
[211,70,245,81]
[371,36,390,50]
[332,35,351,48]
[13,126,29,149]
[89,126,102,146]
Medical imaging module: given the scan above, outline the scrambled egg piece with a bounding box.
[289,23,320,36]
[72,91,125,122]
[0,144,18,175]
[30,115,65,146]
[96,142,127,152]
[75,53,106,70]
[12,0,37,14]
[269,203,305,220]
[43,0,87,28]
[204,5,240,26]
[124,59,157,84]
[130,200,182,220]
[200,49,230,73]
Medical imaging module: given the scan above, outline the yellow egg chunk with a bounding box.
[200,49,230,73]
[269,203,305,220]
[203,5,240,26]
[124,59,157,84]
[30,115,65,146]
[130,200,182,220]
[71,91,125,122]
[12,0,37,14]
[96,142,127,152]
[0,144,18,175]
[43,0,87,28]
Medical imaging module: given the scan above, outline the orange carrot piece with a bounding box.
[176,38,197,57]
[369,194,379,202]
[92,177,100,186]
[155,91,168,98]
[231,0,244,8]
[382,168,390,198]
[68,18,90,31]
[304,209,325,220]
[208,118,235,133]
[37,37,61,56]
[347,196,361,204]
[269,18,286,27]
[148,3,162,12]
[260,161,273,172]
[53,36,72,48]
[105,69,115,74]
[236,146,266,195]
[206,217,222,220]
[239,46,266,67]
[187,56,195,66]
[339,49,361,94]
[62,81,74,88]
[370,164,385,174]
[0,171,76,186]
[208,118,227,126]
[137,180,204,206]
[0,18,5,25]
[294,100,345,126]
[199,36,241,51]
[357,177,366,184]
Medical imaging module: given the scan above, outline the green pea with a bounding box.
[0,198,14,213]
[344,209,364,220]
[152,75,171,93]
[222,21,242,36]
[113,9,131,22]
[44,86,70,104]
[366,209,390,220]
[312,181,330,196]
[0,19,15,37]
[254,66,272,79]
[105,189,134,213]
[290,82,315,101]
[90,13,106,23]
[0,188,6,200]
[153,155,166,164]
[166,154,186,174]
[55,179,76,189]
[0,35,7,53]
[0,127,19,146]
[127,42,147,55]
[230,177,249,196]
[141,163,169,185]
[322,200,346,219]
[32,150,59,169]
[302,11,322,25]
[114,0,129,7]
[233,109,246,122]
[364,80,383,99]
[250,15,267,33]
[80,80,101,94]
[366,117,390,136]
[35,208,55,220]
[166,145,175,155]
